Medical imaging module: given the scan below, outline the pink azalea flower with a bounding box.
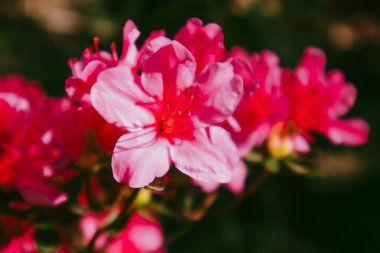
[223,48,287,156]
[91,37,243,187]
[0,76,84,205]
[174,18,225,74]
[80,213,165,253]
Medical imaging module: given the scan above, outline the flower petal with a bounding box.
[171,127,239,183]
[191,63,243,127]
[112,132,171,188]
[120,20,140,66]
[174,18,224,73]
[326,119,369,146]
[140,37,196,98]
[227,160,247,195]
[91,66,155,130]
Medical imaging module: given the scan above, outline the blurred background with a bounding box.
[0,0,379,252]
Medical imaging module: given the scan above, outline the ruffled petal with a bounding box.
[91,66,155,130]
[191,63,243,127]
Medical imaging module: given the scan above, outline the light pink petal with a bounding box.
[194,160,247,195]
[327,70,357,117]
[292,134,310,153]
[112,131,171,188]
[192,63,243,127]
[327,119,369,146]
[107,214,164,253]
[170,127,239,183]
[193,179,220,193]
[120,20,140,66]
[80,213,108,249]
[141,37,196,98]
[16,181,67,206]
[91,66,155,129]
[227,160,247,195]
[80,60,108,85]
[126,215,164,252]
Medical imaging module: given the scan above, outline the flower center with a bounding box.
[157,88,195,142]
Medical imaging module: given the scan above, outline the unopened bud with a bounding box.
[267,134,293,159]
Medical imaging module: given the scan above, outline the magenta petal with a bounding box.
[170,127,239,183]
[192,63,243,127]
[91,66,155,129]
[298,47,326,84]
[174,18,224,73]
[112,132,171,188]
[327,119,369,146]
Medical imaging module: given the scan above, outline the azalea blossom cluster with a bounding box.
[0,18,368,252]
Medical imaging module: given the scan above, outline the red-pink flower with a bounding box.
[223,48,287,156]
[91,37,243,187]
[80,213,165,253]
[279,47,369,150]
[0,75,83,205]
[224,47,369,158]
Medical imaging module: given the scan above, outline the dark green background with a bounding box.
[0,0,379,252]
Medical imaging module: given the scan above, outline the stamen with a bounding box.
[110,43,118,62]
[93,37,100,56]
